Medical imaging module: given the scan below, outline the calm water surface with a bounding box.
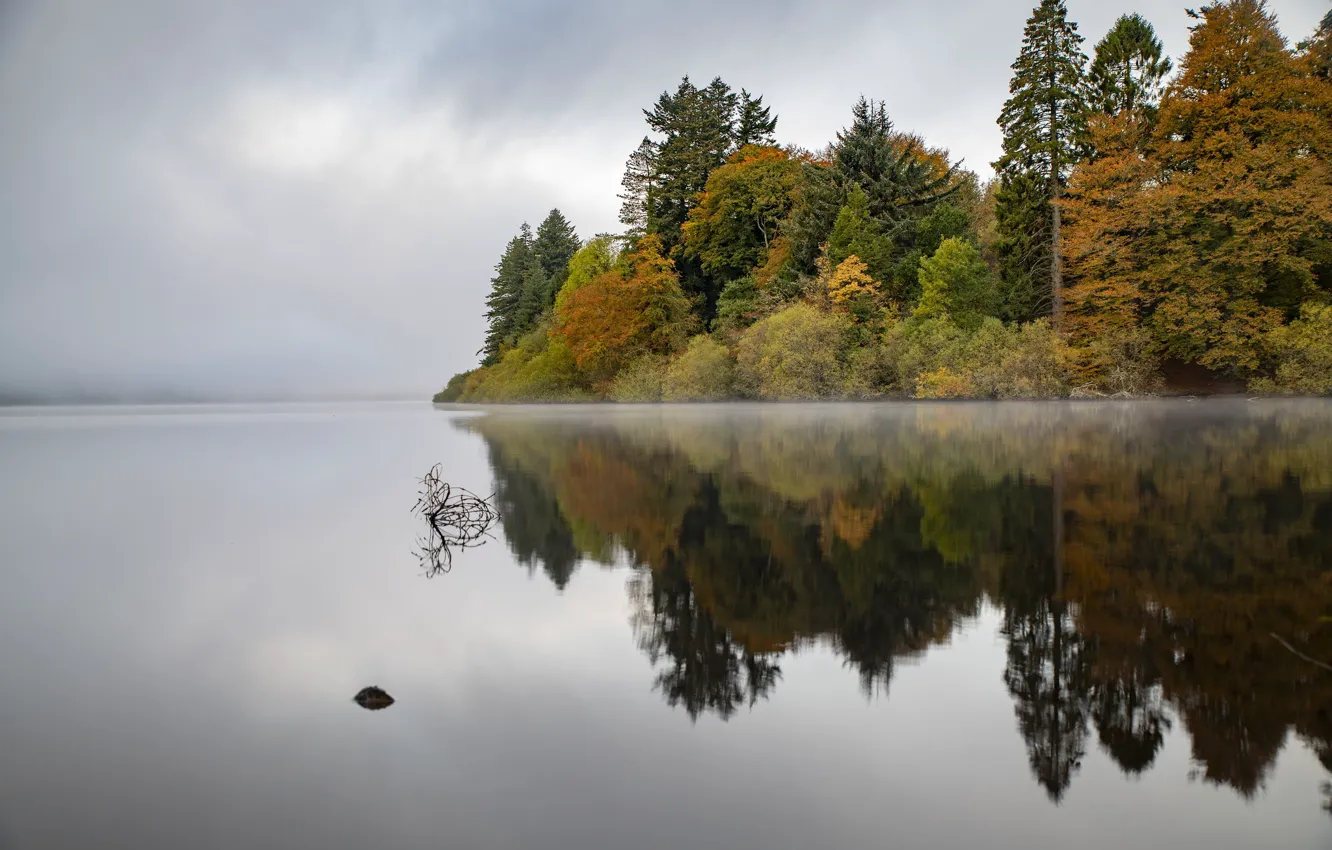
[1,400,1331,849]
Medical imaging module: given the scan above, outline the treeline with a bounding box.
[458,404,1332,805]
[437,0,1332,403]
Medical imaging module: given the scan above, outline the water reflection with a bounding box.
[455,401,1332,810]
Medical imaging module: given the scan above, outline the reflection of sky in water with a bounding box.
[0,402,1328,849]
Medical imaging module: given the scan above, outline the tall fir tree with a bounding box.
[481,224,536,364]
[733,89,778,148]
[994,0,1090,326]
[618,137,656,237]
[1089,14,1172,118]
[642,76,738,251]
[785,98,962,300]
[534,209,580,304]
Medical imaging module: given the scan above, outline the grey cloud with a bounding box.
[0,0,1325,401]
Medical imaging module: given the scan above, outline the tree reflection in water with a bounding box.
[450,401,1332,810]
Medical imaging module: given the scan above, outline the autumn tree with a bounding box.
[681,145,802,286]
[555,235,693,382]
[1089,14,1172,119]
[1141,0,1332,373]
[994,0,1090,326]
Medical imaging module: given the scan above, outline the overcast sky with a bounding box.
[0,0,1324,401]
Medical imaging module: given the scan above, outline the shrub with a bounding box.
[1252,304,1332,395]
[885,316,1068,399]
[663,336,734,401]
[433,370,475,402]
[459,326,588,402]
[734,304,848,400]
[609,354,666,402]
[1075,327,1163,396]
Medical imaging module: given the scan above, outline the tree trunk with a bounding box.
[1051,184,1064,331]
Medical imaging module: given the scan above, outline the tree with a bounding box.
[1141,0,1332,373]
[914,238,998,329]
[481,224,536,364]
[555,235,693,381]
[681,145,802,285]
[1301,10,1332,81]
[618,138,656,236]
[534,209,580,303]
[825,185,894,285]
[555,236,619,311]
[1089,14,1172,119]
[785,98,963,295]
[644,76,739,250]
[733,304,848,399]
[994,0,1090,327]
[1062,114,1161,391]
[734,89,778,148]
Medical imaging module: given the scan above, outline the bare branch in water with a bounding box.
[411,464,499,577]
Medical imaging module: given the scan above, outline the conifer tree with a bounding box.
[618,138,656,237]
[534,209,580,303]
[643,76,738,250]
[1089,14,1172,118]
[481,224,536,364]
[734,89,778,148]
[994,0,1090,327]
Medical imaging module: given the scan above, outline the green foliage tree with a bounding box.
[785,99,963,301]
[663,335,734,400]
[734,304,848,399]
[825,185,894,284]
[994,0,1090,326]
[734,89,778,148]
[534,209,580,303]
[681,145,802,286]
[556,236,619,311]
[914,238,998,330]
[1089,14,1172,119]
[481,223,536,365]
[618,138,656,237]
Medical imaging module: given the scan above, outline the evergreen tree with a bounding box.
[785,98,961,299]
[733,89,778,148]
[534,209,580,303]
[514,257,549,335]
[994,0,1090,326]
[825,185,894,285]
[618,137,656,237]
[644,76,738,250]
[1089,14,1172,118]
[481,224,536,364]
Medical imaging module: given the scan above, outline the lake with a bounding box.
[1,400,1330,849]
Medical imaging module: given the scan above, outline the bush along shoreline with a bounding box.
[435,1,1332,404]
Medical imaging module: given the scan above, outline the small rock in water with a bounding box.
[353,686,395,710]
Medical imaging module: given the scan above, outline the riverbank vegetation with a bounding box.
[436,0,1332,403]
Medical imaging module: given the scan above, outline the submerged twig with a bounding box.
[411,464,499,577]
[1270,632,1332,673]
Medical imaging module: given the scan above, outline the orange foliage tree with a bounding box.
[554,235,693,382]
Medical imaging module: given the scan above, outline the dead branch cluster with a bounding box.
[411,464,498,577]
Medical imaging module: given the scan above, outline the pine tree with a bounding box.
[481,224,536,364]
[786,98,961,295]
[1089,14,1172,118]
[994,0,1090,327]
[534,209,580,303]
[618,137,656,236]
[643,76,738,250]
[733,89,778,148]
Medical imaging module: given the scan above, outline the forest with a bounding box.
[437,0,1332,403]
[454,403,1332,809]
